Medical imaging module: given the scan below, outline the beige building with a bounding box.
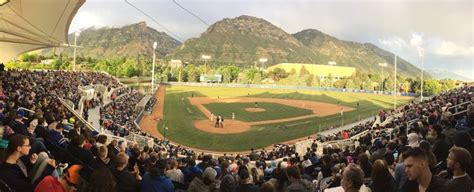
[168,60,183,68]
[268,63,356,80]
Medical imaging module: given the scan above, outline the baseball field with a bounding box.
[140,85,414,152]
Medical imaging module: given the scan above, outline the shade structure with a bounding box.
[0,0,85,63]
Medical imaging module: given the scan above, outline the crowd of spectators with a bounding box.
[100,88,144,137]
[0,68,473,192]
[145,98,157,113]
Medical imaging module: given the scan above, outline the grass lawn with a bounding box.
[203,102,313,122]
[158,85,413,152]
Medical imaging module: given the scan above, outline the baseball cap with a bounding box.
[16,109,25,118]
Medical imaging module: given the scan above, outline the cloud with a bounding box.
[378,36,410,53]
[410,34,423,47]
[435,41,474,57]
[70,11,105,32]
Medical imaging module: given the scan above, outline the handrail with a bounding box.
[58,98,99,133]
[17,107,35,113]
[453,109,470,116]
[447,101,471,111]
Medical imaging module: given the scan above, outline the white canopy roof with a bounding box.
[0,0,85,63]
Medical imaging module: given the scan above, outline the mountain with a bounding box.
[166,15,324,67]
[292,29,424,77]
[167,15,424,77]
[425,68,472,81]
[45,22,181,58]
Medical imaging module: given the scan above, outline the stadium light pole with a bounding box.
[378,63,387,91]
[393,55,397,111]
[201,55,211,74]
[73,31,80,71]
[418,47,425,102]
[259,58,268,70]
[151,42,157,93]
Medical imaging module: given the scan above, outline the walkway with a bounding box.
[88,106,101,130]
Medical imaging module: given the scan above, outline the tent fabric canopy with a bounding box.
[0,0,85,63]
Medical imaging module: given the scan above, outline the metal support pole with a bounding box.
[394,55,397,110]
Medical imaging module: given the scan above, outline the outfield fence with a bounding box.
[167,82,417,97]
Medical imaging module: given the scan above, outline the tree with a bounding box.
[424,79,442,95]
[321,77,332,87]
[253,72,262,84]
[334,79,346,89]
[19,53,39,62]
[385,76,395,92]
[401,81,411,93]
[244,68,260,83]
[327,73,334,87]
[299,66,310,77]
[184,64,201,82]
[305,74,314,86]
[313,75,321,87]
[118,59,138,77]
[345,79,357,89]
[52,59,63,70]
[440,79,457,91]
[161,68,171,82]
[268,67,288,81]
[217,65,240,83]
[290,68,297,75]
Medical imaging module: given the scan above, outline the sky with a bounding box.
[70,0,474,79]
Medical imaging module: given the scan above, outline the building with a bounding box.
[168,59,183,68]
[268,63,356,81]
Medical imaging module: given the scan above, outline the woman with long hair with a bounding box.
[369,159,396,192]
[357,153,372,178]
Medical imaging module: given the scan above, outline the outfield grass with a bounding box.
[158,85,413,152]
[204,102,313,122]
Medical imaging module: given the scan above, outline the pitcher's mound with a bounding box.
[245,108,266,112]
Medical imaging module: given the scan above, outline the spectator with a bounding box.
[90,145,110,169]
[357,153,371,178]
[407,133,420,148]
[369,159,396,192]
[260,181,276,192]
[111,152,140,192]
[419,140,438,170]
[166,159,184,184]
[35,165,82,192]
[341,164,365,192]
[86,167,117,192]
[403,147,447,192]
[235,167,259,192]
[428,124,451,164]
[0,134,55,191]
[446,146,474,192]
[68,135,94,166]
[285,165,315,191]
[220,161,237,192]
[49,123,68,148]
[370,140,386,164]
[188,167,217,192]
[141,159,174,192]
